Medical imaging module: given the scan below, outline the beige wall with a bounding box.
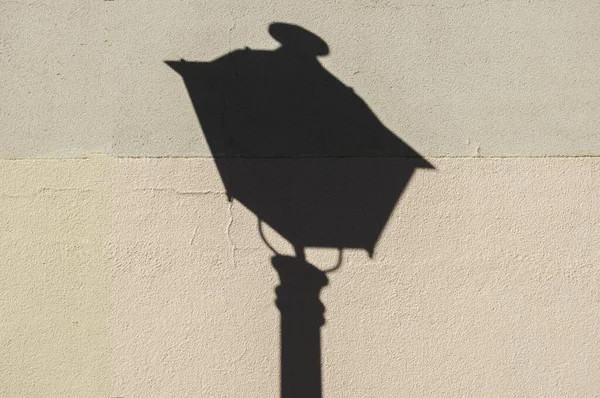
[2,157,598,396]
[0,157,112,396]
[109,157,600,397]
[2,1,599,157]
[2,1,600,396]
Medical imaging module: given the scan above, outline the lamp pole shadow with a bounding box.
[273,252,327,398]
[166,22,432,397]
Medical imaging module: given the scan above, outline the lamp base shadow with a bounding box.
[272,255,328,398]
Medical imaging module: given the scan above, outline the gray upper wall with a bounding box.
[2,0,599,158]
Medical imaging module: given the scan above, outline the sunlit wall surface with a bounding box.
[1,1,599,396]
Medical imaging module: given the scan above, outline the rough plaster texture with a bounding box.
[1,157,599,396]
[2,1,599,157]
[110,157,599,397]
[0,157,112,396]
[3,1,600,396]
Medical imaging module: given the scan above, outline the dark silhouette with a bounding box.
[167,22,432,398]
[272,255,328,397]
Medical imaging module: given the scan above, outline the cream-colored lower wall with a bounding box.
[2,156,599,396]
[0,156,112,397]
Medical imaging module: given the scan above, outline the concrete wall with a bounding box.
[2,1,599,396]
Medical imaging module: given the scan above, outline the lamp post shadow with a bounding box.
[272,254,328,398]
[167,22,432,398]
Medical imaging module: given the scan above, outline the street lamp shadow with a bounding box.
[167,22,432,398]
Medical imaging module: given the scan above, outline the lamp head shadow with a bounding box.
[166,23,432,258]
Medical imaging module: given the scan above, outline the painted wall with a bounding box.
[3,1,599,157]
[1,1,599,396]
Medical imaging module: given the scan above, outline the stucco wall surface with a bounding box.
[0,157,112,396]
[4,157,598,396]
[2,1,600,397]
[2,1,599,157]
[108,157,600,397]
